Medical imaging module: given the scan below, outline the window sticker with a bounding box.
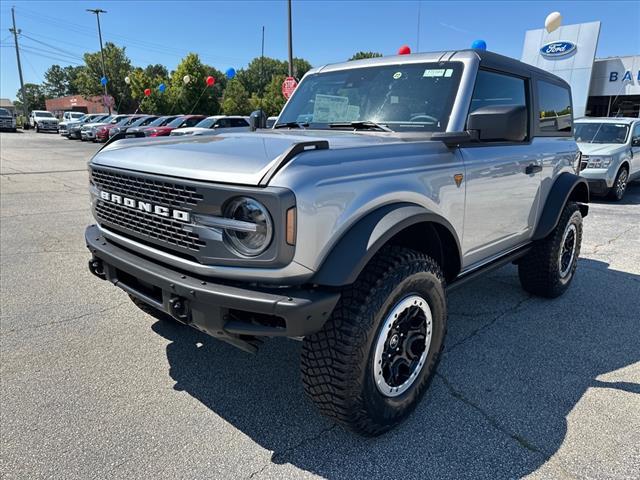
[444,69,453,77]
[393,71,402,80]
[390,96,399,104]
[312,94,350,122]
[423,69,446,77]
[346,105,361,121]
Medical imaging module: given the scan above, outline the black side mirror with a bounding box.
[632,138,640,147]
[249,110,267,131]
[467,105,527,142]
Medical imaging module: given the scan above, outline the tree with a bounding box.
[63,66,84,95]
[43,65,67,98]
[252,74,287,117]
[237,56,312,97]
[167,53,224,115]
[222,79,252,115]
[74,42,134,112]
[15,83,46,112]
[349,51,383,61]
[144,64,168,79]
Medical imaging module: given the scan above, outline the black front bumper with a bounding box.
[586,179,609,196]
[85,225,340,352]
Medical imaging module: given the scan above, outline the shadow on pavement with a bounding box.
[590,180,640,205]
[152,257,640,479]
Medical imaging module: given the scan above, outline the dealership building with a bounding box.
[521,21,639,118]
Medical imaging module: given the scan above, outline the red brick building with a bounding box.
[45,95,114,117]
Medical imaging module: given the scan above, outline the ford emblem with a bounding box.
[540,41,577,58]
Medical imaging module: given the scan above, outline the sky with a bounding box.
[1,0,639,100]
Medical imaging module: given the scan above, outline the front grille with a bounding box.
[91,168,203,208]
[92,168,206,252]
[96,201,206,251]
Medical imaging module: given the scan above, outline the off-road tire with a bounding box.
[518,202,582,298]
[128,294,176,323]
[301,246,447,436]
[607,166,628,201]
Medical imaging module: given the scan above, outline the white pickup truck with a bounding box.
[29,110,59,133]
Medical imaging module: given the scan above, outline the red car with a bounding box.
[145,115,206,137]
[95,115,138,142]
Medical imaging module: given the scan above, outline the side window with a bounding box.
[632,123,640,146]
[231,118,249,127]
[537,81,572,133]
[469,70,527,113]
[184,117,203,128]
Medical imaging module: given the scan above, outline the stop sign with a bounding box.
[281,76,298,99]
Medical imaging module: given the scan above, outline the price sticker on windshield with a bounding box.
[423,69,446,77]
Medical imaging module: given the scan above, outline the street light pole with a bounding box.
[287,0,293,77]
[87,8,110,113]
[10,7,28,118]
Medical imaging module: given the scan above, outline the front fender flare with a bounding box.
[310,203,461,287]
[533,172,589,241]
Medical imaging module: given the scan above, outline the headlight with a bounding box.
[223,197,273,256]
[586,156,612,169]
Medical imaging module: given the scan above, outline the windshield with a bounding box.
[35,112,55,118]
[0,108,10,116]
[574,123,629,144]
[70,112,84,118]
[147,116,176,127]
[277,62,464,132]
[194,117,217,129]
[167,116,187,128]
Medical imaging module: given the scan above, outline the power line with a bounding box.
[19,33,85,61]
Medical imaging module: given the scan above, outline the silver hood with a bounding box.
[577,143,627,156]
[91,131,406,186]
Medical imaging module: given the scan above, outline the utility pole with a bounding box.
[87,8,110,113]
[287,0,293,77]
[260,26,265,92]
[10,7,28,118]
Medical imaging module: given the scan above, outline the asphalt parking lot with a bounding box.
[1,130,639,479]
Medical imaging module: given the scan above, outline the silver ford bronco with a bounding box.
[86,50,589,436]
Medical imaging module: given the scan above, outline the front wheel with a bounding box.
[35,124,39,133]
[608,166,628,201]
[301,246,447,436]
[518,202,582,298]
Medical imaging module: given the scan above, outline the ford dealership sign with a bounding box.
[540,41,577,58]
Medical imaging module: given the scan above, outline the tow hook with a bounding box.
[88,258,106,280]
[169,296,191,323]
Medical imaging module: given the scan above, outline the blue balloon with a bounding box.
[225,67,236,79]
[471,39,487,51]
[100,76,108,86]
[158,83,166,93]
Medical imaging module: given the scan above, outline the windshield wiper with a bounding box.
[273,121,309,129]
[328,121,393,132]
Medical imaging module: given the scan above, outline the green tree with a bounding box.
[237,56,312,97]
[63,66,84,95]
[15,83,46,112]
[349,51,383,61]
[252,74,287,117]
[75,42,134,112]
[144,64,168,79]
[43,65,67,97]
[222,79,252,115]
[167,53,224,115]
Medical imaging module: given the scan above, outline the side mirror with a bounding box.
[467,105,527,142]
[632,138,640,147]
[249,110,267,131]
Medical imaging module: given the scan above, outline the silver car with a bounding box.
[575,117,640,200]
[85,50,589,435]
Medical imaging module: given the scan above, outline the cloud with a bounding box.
[439,22,470,34]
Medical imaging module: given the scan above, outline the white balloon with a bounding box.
[124,76,131,85]
[183,75,191,85]
[545,11,562,33]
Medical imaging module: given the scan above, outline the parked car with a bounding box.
[170,116,250,136]
[85,50,589,436]
[125,115,180,138]
[59,112,88,136]
[29,110,59,133]
[0,107,17,132]
[575,117,640,200]
[95,115,139,142]
[67,114,109,139]
[81,115,129,141]
[266,116,278,128]
[109,115,159,138]
[145,115,206,137]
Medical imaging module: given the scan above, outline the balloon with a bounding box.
[225,67,236,79]
[183,74,191,84]
[100,76,108,86]
[471,39,487,51]
[124,76,131,85]
[398,45,411,55]
[206,76,215,86]
[158,83,166,93]
[545,11,562,33]
[144,88,151,97]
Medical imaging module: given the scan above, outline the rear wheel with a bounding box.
[301,246,447,436]
[608,166,628,201]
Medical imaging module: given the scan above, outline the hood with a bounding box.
[92,130,406,186]
[35,116,58,122]
[577,143,627,156]
[83,121,109,129]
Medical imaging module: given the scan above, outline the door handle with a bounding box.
[525,163,542,174]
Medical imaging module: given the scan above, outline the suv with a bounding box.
[58,111,85,136]
[29,110,59,133]
[575,117,640,200]
[85,50,588,436]
[0,107,17,132]
[170,116,250,136]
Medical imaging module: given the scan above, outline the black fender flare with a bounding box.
[310,203,462,287]
[532,172,589,241]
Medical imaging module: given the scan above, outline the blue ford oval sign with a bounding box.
[540,41,577,58]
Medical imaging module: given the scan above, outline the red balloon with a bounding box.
[206,76,215,86]
[398,45,411,55]
[144,88,151,97]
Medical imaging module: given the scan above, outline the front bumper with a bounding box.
[38,123,58,130]
[85,224,340,352]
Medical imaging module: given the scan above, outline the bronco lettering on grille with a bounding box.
[99,191,191,222]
